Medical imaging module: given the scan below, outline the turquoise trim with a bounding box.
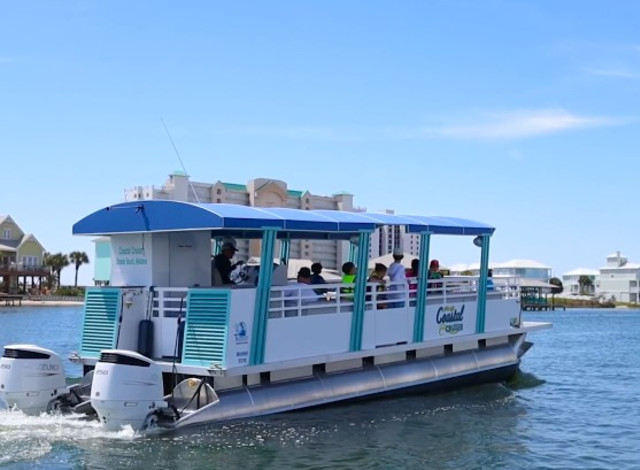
[182,289,231,366]
[413,232,432,342]
[348,241,357,263]
[250,229,277,365]
[80,288,122,358]
[349,231,371,352]
[279,237,290,265]
[476,235,491,333]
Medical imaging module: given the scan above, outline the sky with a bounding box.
[1,1,640,286]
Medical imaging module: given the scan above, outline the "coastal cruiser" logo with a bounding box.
[437,305,464,335]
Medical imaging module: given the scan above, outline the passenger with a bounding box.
[367,263,388,308]
[341,261,356,302]
[387,248,407,307]
[283,267,319,315]
[406,258,419,298]
[487,269,495,291]
[213,241,239,285]
[428,259,444,294]
[310,262,328,295]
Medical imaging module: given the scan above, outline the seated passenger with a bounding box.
[212,241,239,285]
[487,269,495,291]
[367,263,388,308]
[341,261,356,302]
[284,267,319,315]
[310,262,328,295]
[405,258,419,298]
[428,259,444,293]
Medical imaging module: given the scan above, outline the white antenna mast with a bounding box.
[160,117,201,203]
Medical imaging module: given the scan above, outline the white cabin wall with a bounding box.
[167,231,211,287]
[110,234,153,286]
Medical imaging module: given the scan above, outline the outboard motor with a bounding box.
[0,344,67,414]
[91,350,168,431]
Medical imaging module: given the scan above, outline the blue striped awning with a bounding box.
[72,200,494,238]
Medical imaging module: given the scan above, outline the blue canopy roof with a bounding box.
[72,200,494,238]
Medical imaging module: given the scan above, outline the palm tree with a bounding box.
[69,251,89,287]
[578,275,593,295]
[45,253,69,289]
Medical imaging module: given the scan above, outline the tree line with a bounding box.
[42,251,89,288]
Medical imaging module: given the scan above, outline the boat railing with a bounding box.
[152,288,189,319]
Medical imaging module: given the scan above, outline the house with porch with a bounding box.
[0,215,48,293]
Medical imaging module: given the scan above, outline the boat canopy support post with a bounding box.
[476,234,491,334]
[349,230,371,352]
[250,228,278,365]
[348,238,358,263]
[413,231,432,343]
[279,236,290,265]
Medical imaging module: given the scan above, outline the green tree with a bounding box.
[45,252,70,289]
[549,277,563,295]
[578,275,593,295]
[69,251,89,287]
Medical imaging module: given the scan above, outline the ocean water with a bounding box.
[0,306,638,470]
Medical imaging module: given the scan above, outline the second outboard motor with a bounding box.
[91,349,167,431]
[0,344,66,414]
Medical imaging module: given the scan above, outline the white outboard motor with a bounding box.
[91,349,168,431]
[0,344,67,414]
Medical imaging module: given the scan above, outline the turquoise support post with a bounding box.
[348,240,358,263]
[476,234,491,334]
[213,239,222,256]
[279,237,290,265]
[349,231,371,352]
[250,228,277,365]
[413,232,431,343]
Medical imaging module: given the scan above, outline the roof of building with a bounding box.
[600,262,640,270]
[563,268,599,276]
[73,200,496,239]
[222,182,247,192]
[519,278,558,289]
[368,252,418,270]
[494,259,550,269]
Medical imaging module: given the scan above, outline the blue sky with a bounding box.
[2,1,639,286]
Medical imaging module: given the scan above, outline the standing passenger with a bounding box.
[388,248,407,307]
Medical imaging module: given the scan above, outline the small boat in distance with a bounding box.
[0,201,551,431]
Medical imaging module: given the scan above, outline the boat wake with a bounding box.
[0,409,137,465]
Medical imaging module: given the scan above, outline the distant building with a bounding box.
[595,251,640,303]
[0,215,47,293]
[449,259,551,282]
[368,210,421,259]
[121,172,360,271]
[562,268,598,295]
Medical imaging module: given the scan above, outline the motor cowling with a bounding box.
[0,344,67,414]
[91,349,167,431]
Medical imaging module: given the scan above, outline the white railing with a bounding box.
[152,287,189,319]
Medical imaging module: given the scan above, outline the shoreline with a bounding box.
[18,300,84,307]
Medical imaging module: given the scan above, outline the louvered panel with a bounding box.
[182,290,231,367]
[80,288,121,358]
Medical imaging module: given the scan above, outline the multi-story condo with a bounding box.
[596,251,640,303]
[0,215,47,293]
[123,172,360,270]
[368,210,421,259]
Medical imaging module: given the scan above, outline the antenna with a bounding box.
[160,117,201,203]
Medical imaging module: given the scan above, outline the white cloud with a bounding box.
[422,109,618,140]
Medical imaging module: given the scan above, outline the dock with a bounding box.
[0,294,23,307]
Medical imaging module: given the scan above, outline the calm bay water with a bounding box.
[0,306,639,469]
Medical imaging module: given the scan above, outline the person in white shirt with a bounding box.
[387,248,407,308]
